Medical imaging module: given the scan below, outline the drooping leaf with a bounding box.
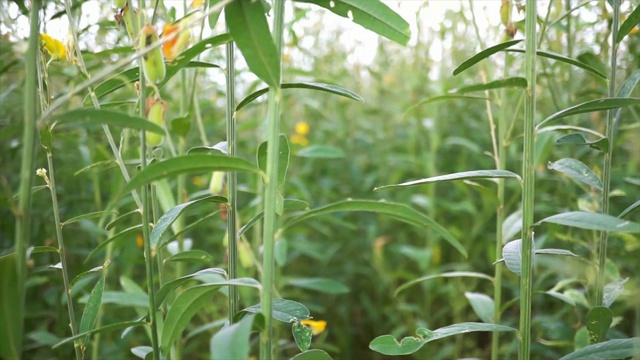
[502,239,522,276]
[374,170,521,191]
[239,299,311,323]
[164,250,213,264]
[292,321,313,352]
[294,0,411,45]
[286,278,350,294]
[290,349,333,360]
[537,98,640,129]
[296,145,345,159]
[535,211,640,233]
[369,322,516,355]
[123,154,263,195]
[210,314,257,360]
[505,49,607,79]
[155,268,228,307]
[619,200,640,219]
[548,158,603,190]
[464,292,494,323]
[586,306,613,344]
[79,276,105,346]
[236,82,363,111]
[454,77,527,93]
[559,338,640,359]
[225,0,280,87]
[603,278,628,308]
[395,271,493,296]
[617,5,640,43]
[53,321,147,349]
[62,211,118,227]
[283,199,467,257]
[52,109,164,134]
[453,39,522,75]
[151,196,227,249]
[161,279,261,355]
[534,248,592,265]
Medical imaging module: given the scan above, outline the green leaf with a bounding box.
[395,271,493,296]
[29,246,59,254]
[502,239,523,276]
[257,135,289,189]
[535,211,640,233]
[236,82,363,111]
[615,70,640,132]
[164,250,213,264]
[464,292,494,323]
[106,209,140,231]
[534,248,592,265]
[123,154,263,195]
[240,299,311,323]
[290,349,333,360]
[283,199,467,257]
[151,196,227,249]
[286,278,350,294]
[505,49,607,80]
[586,306,613,344]
[296,145,345,159]
[559,338,640,360]
[210,314,256,360]
[603,278,628,308]
[619,200,640,219]
[617,5,640,43]
[548,158,603,190]
[0,253,21,360]
[369,322,517,355]
[293,321,313,352]
[161,279,261,355]
[85,224,142,262]
[537,98,640,129]
[238,199,310,238]
[170,113,191,138]
[70,262,109,289]
[375,170,521,191]
[131,346,153,359]
[225,0,280,87]
[62,210,118,227]
[52,109,164,134]
[79,291,148,309]
[53,321,147,349]
[453,39,522,75]
[294,0,410,45]
[555,133,609,152]
[207,0,222,29]
[79,276,105,346]
[454,77,527,93]
[155,268,227,307]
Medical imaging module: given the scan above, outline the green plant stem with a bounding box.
[261,0,285,358]
[520,0,537,359]
[44,154,82,360]
[595,0,620,307]
[226,31,239,320]
[14,3,40,358]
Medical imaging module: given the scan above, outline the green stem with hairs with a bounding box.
[520,0,537,359]
[260,0,285,358]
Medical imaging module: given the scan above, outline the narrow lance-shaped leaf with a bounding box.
[53,321,147,349]
[283,199,467,257]
[375,170,521,191]
[614,69,640,135]
[237,82,363,111]
[225,0,279,87]
[453,39,522,75]
[402,95,488,120]
[369,323,517,356]
[454,77,527,93]
[395,271,493,296]
[294,0,410,45]
[505,49,607,79]
[238,299,310,323]
[62,210,118,227]
[155,268,228,307]
[79,276,105,346]
[52,109,164,134]
[559,338,640,360]
[617,4,640,43]
[547,158,603,190]
[618,199,640,219]
[536,211,640,233]
[537,98,640,129]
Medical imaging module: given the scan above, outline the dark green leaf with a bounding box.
[293,321,313,352]
[586,306,613,344]
[617,5,640,43]
[237,82,363,111]
[559,338,640,360]
[210,314,256,360]
[294,0,410,45]
[0,253,21,360]
[85,225,143,262]
[453,39,522,75]
[375,170,521,191]
[619,200,640,219]
[238,199,310,238]
[283,199,467,257]
[155,268,227,307]
[505,49,607,79]
[369,323,516,355]
[454,77,527,93]
[286,278,350,294]
[62,211,117,227]
[240,299,311,323]
[225,0,280,87]
[52,109,164,134]
[535,211,640,233]
[79,276,105,346]
[537,98,640,129]
[257,135,289,189]
[29,246,59,254]
[548,158,603,190]
[53,321,147,349]
[395,271,493,296]
[555,133,609,152]
[170,114,191,138]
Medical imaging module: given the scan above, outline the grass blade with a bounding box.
[453,39,522,75]
[236,82,363,111]
[374,170,521,191]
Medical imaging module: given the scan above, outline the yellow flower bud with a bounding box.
[209,171,226,195]
[146,97,165,147]
[40,33,66,61]
[139,25,166,84]
[500,0,510,26]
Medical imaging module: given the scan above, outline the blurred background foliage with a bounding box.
[1,0,639,359]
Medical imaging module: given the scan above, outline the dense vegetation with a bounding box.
[1,0,640,359]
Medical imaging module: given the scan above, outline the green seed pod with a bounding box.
[122,5,141,44]
[139,24,166,84]
[209,171,226,195]
[114,0,127,9]
[146,97,165,147]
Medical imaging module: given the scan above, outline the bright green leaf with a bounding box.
[293,321,313,352]
[453,39,522,75]
[617,5,640,43]
[79,276,105,346]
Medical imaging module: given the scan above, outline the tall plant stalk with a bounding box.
[14,2,41,357]
[226,32,239,319]
[260,0,285,358]
[595,0,620,307]
[520,0,537,359]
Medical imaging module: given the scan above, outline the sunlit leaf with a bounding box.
[548,158,603,190]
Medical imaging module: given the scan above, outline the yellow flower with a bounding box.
[162,20,191,61]
[290,134,309,147]
[40,33,66,61]
[300,319,327,335]
[294,121,310,136]
[190,0,204,8]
